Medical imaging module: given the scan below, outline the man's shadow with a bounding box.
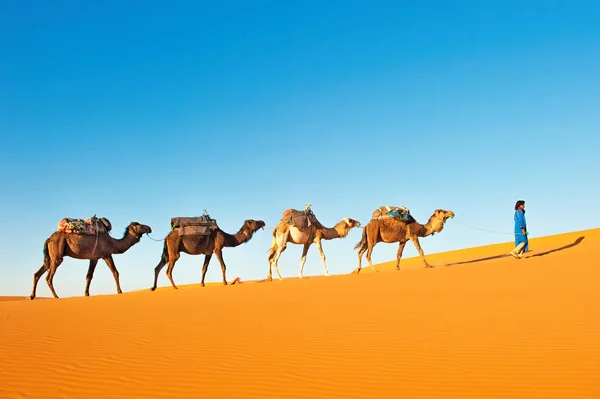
[445,236,586,266]
[529,236,585,257]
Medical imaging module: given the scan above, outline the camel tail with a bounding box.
[42,238,51,267]
[266,236,277,261]
[354,227,367,250]
[160,241,169,262]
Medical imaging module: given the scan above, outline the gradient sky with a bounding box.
[1,1,599,298]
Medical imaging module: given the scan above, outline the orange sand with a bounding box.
[1,229,599,399]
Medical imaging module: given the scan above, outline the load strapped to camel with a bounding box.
[57,215,112,235]
[170,210,218,236]
[281,204,320,228]
[371,206,412,221]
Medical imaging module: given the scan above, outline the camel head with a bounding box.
[326,217,361,240]
[434,209,455,223]
[243,219,266,232]
[126,222,152,238]
[343,217,361,228]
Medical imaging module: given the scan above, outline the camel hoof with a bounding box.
[324,273,331,277]
[200,283,205,288]
[372,269,379,273]
[150,287,156,292]
[425,265,435,268]
[28,295,35,300]
[298,275,303,279]
[117,290,123,294]
[352,268,361,274]
[267,276,273,281]
[223,282,228,286]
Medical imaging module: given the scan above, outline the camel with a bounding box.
[29,221,152,299]
[267,217,362,280]
[353,209,455,273]
[151,219,265,290]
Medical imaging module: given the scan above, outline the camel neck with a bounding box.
[111,230,141,254]
[422,216,445,236]
[322,221,349,240]
[222,227,254,247]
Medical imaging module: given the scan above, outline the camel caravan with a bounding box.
[29,205,454,299]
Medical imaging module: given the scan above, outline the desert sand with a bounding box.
[1,228,598,398]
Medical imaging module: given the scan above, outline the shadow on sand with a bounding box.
[445,254,510,266]
[529,236,585,257]
[445,236,586,266]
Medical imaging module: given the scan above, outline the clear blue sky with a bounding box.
[1,1,598,298]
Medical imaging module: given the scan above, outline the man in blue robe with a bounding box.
[510,200,528,258]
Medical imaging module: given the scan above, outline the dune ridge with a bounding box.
[1,228,599,398]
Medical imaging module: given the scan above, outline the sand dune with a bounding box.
[1,229,599,398]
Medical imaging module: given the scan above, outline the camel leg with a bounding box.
[395,241,407,271]
[314,238,330,276]
[267,258,272,281]
[151,250,168,291]
[84,259,98,296]
[165,254,180,290]
[271,244,286,280]
[200,253,213,287]
[267,257,274,281]
[267,249,273,281]
[103,256,123,294]
[354,243,368,274]
[214,249,228,286]
[45,260,62,299]
[299,243,311,279]
[29,265,47,300]
[412,237,433,268]
[365,242,379,272]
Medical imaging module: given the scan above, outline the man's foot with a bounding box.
[509,251,521,259]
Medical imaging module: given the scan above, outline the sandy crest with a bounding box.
[0,229,598,398]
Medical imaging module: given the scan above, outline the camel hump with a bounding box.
[372,206,411,221]
[56,216,111,235]
[281,207,319,228]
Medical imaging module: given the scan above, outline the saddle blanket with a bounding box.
[281,208,319,228]
[171,214,217,236]
[371,206,411,221]
[171,215,217,229]
[176,225,214,236]
[57,216,111,235]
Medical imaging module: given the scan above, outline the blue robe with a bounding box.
[514,209,528,251]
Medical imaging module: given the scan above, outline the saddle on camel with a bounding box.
[371,205,413,222]
[57,215,112,235]
[170,210,218,236]
[280,204,320,228]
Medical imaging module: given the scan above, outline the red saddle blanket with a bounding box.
[57,217,112,235]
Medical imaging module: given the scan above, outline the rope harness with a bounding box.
[146,233,167,242]
[453,220,527,236]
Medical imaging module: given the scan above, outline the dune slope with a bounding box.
[1,229,599,399]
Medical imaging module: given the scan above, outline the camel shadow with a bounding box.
[446,236,586,266]
[445,254,510,266]
[529,236,585,257]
